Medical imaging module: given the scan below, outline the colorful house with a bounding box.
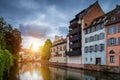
[105,5,120,67]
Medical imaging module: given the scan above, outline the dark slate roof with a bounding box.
[105,6,120,26]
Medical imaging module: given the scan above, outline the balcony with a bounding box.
[69,27,81,35]
[70,42,81,49]
[69,22,79,28]
[67,49,81,56]
[69,35,81,42]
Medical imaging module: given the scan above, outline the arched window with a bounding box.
[109,50,115,54]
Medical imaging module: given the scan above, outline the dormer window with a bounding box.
[111,17,115,21]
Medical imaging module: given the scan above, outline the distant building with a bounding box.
[105,5,120,66]
[67,1,104,68]
[49,36,67,63]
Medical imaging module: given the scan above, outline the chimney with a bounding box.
[116,5,120,8]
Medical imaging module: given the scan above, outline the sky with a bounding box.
[0,0,120,48]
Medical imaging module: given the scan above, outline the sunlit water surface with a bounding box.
[4,62,120,80]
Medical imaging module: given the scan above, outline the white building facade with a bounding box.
[49,36,67,63]
[84,17,106,65]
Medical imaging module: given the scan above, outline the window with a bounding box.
[90,58,93,62]
[90,36,93,42]
[63,45,66,50]
[87,37,90,42]
[91,26,95,32]
[100,23,104,29]
[89,46,93,53]
[99,44,104,51]
[86,58,88,61]
[108,38,116,46]
[85,38,87,43]
[97,35,99,40]
[85,29,87,34]
[60,46,62,51]
[109,50,115,54]
[108,26,116,34]
[94,35,97,41]
[96,25,100,31]
[110,56,115,63]
[118,37,120,45]
[91,36,94,41]
[94,45,98,52]
[96,58,101,64]
[51,49,52,52]
[118,24,120,32]
[99,33,105,40]
[111,17,115,21]
[87,28,90,33]
[85,46,88,53]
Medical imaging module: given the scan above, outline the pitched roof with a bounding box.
[70,1,99,23]
[75,1,99,17]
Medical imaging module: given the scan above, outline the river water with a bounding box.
[3,62,120,80]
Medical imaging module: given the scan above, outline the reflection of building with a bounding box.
[67,1,104,68]
[105,6,120,66]
[49,67,67,80]
[49,36,67,63]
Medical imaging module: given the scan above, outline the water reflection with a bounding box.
[5,62,120,80]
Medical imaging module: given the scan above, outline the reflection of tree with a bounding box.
[3,63,20,80]
[19,62,41,75]
[41,65,51,80]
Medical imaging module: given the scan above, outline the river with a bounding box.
[3,62,120,80]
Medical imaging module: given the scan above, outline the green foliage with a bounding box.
[41,39,52,60]
[0,17,21,80]
[4,27,22,55]
[0,34,6,49]
[0,49,13,80]
[0,17,22,55]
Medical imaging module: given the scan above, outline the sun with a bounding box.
[26,37,44,52]
[32,42,40,52]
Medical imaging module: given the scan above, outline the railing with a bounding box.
[69,27,81,35]
[70,42,81,49]
[69,35,81,42]
[69,21,79,28]
[66,49,81,56]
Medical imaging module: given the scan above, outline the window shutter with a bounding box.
[114,38,116,46]
[119,37,120,45]
[114,26,116,33]
[108,39,110,46]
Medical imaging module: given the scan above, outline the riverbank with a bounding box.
[40,60,120,74]
[18,60,120,74]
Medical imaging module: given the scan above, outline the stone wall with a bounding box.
[84,64,120,73]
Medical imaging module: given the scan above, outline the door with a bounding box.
[96,58,101,65]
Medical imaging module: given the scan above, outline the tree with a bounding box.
[0,17,22,55]
[41,39,52,60]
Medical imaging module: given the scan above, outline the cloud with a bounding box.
[1,0,120,48]
[19,24,51,38]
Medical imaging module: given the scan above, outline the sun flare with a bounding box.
[32,42,40,52]
[24,37,44,52]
